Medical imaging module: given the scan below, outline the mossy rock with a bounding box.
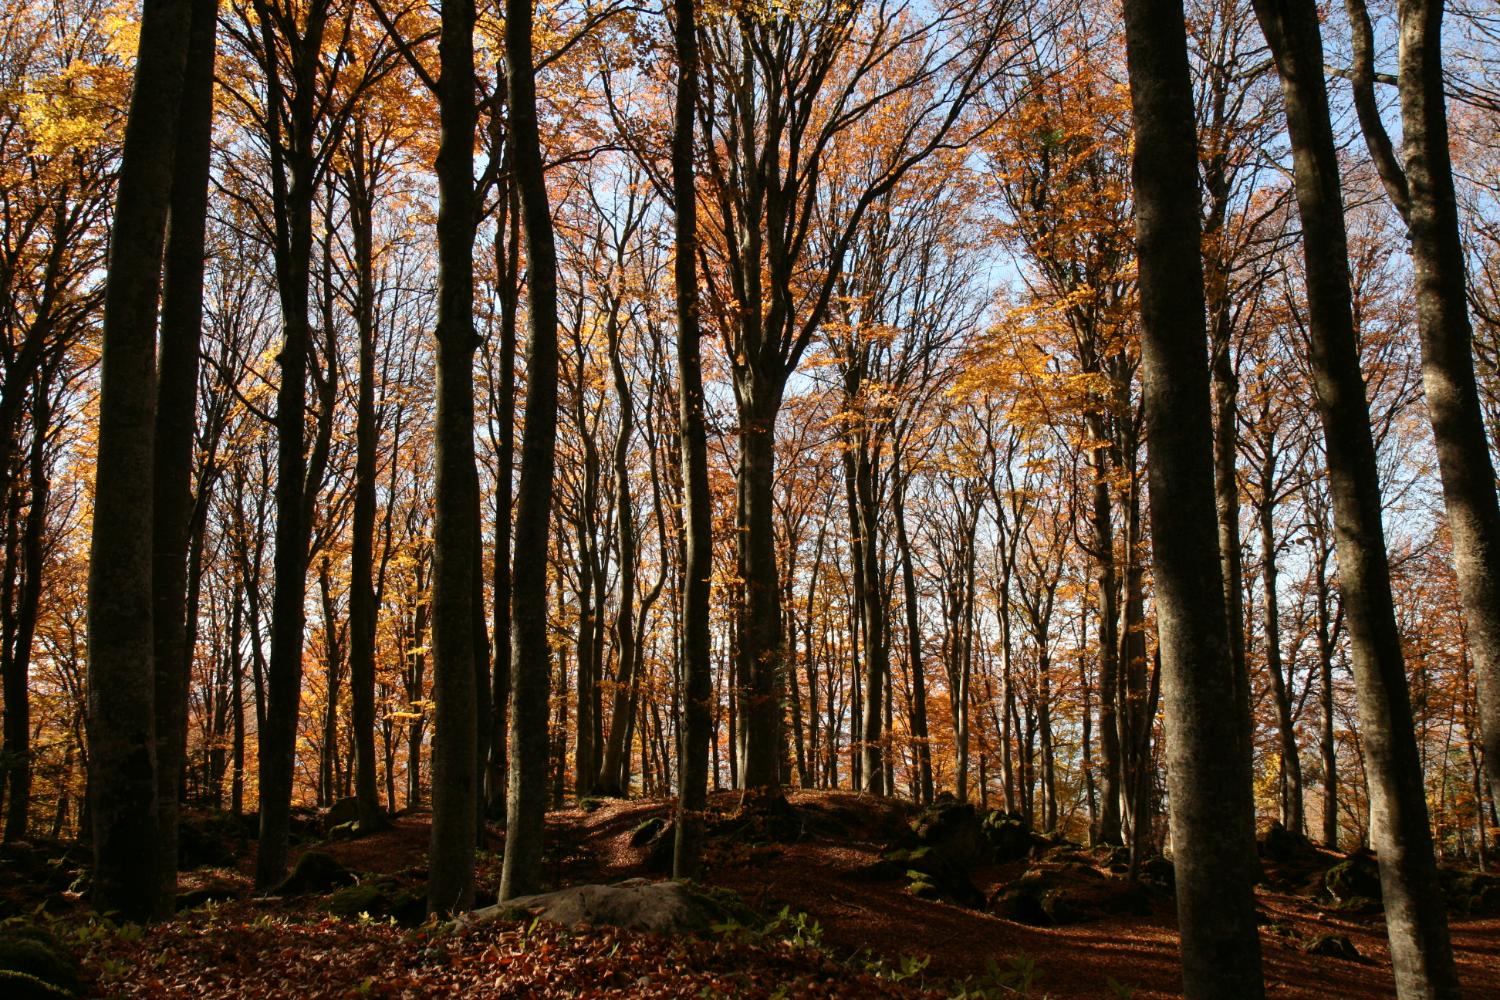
[274,850,355,896]
[980,811,1034,863]
[630,817,666,848]
[1325,853,1381,903]
[1327,895,1382,917]
[990,864,1147,927]
[0,918,79,998]
[884,846,983,909]
[325,821,359,843]
[1137,856,1175,891]
[1260,822,1316,863]
[910,796,982,866]
[1303,933,1362,962]
[178,810,250,870]
[324,877,425,926]
[577,797,606,814]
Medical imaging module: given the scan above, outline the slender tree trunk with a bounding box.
[256,0,329,889]
[2,373,52,842]
[1398,0,1500,826]
[501,0,560,900]
[1260,494,1304,832]
[428,0,480,913]
[149,0,216,910]
[673,0,712,877]
[892,464,932,804]
[1121,0,1265,991]
[87,0,194,921]
[346,125,383,834]
[737,394,784,798]
[1253,0,1458,992]
[488,185,519,818]
[596,307,640,797]
[857,443,886,795]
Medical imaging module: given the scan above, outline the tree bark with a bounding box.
[1253,0,1459,991]
[87,0,195,921]
[428,0,480,913]
[1121,0,1265,991]
[151,0,217,909]
[501,0,560,900]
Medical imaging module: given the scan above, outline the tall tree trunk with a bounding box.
[892,460,932,804]
[87,0,194,921]
[1253,0,1458,992]
[857,442,886,795]
[1121,0,1265,991]
[428,0,480,913]
[346,122,383,834]
[256,0,331,890]
[3,372,52,842]
[673,0,712,878]
[596,307,640,797]
[737,393,784,797]
[150,0,216,909]
[501,0,560,900]
[1399,0,1500,828]
[488,184,519,818]
[1259,491,1304,832]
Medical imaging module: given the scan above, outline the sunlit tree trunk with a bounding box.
[1254,0,1458,991]
[1121,0,1265,990]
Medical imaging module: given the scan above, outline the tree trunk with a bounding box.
[1397,0,1500,831]
[87,0,194,921]
[427,0,480,913]
[1121,0,1265,991]
[1253,0,1458,992]
[3,371,52,842]
[501,0,560,900]
[345,122,383,834]
[1259,493,1304,833]
[147,0,215,908]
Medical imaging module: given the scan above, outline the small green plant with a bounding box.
[1105,976,1136,998]
[949,953,1046,998]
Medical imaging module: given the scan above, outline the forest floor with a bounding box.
[2,790,1497,998]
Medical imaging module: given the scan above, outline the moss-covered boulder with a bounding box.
[324,876,426,926]
[990,863,1148,927]
[1303,933,1362,962]
[884,846,984,909]
[910,796,983,866]
[980,811,1035,863]
[630,817,666,847]
[1137,856,1175,891]
[1325,851,1381,904]
[1259,821,1316,863]
[0,918,79,998]
[273,850,355,896]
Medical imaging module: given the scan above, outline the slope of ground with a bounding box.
[4,790,1497,997]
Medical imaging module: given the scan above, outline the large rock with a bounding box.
[884,846,984,909]
[324,876,426,926]
[1324,851,1381,904]
[910,795,983,866]
[467,879,732,936]
[1260,822,1317,863]
[980,811,1035,863]
[325,797,361,830]
[273,850,356,896]
[989,862,1149,927]
[0,918,79,998]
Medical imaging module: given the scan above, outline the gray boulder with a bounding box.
[465,879,731,936]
